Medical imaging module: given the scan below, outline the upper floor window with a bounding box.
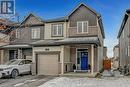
[16,29,20,38]
[51,24,63,36]
[77,21,88,33]
[31,28,40,39]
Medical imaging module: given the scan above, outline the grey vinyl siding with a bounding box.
[68,5,101,39]
[23,15,43,25]
[13,26,44,44]
[119,16,130,67]
[11,14,45,44]
[69,5,97,27]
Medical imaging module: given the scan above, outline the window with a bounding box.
[52,24,63,36]
[25,60,32,64]
[16,29,20,38]
[31,28,40,39]
[19,60,25,65]
[77,21,88,33]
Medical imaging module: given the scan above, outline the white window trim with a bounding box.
[77,21,88,34]
[16,29,20,38]
[31,28,40,39]
[52,24,63,36]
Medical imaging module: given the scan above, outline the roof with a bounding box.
[30,37,100,46]
[67,3,101,18]
[21,13,44,25]
[117,9,130,38]
[0,44,31,48]
[56,37,100,45]
[45,17,68,23]
[45,3,105,38]
[30,40,59,46]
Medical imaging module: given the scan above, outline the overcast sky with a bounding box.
[14,0,130,57]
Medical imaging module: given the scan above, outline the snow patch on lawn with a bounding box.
[39,77,130,87]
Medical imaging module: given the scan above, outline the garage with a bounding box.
[37,53,59,75]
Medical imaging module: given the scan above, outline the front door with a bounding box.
[81,52,88,70]
[77,49,88,70]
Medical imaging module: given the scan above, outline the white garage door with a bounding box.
[37,54,59,75]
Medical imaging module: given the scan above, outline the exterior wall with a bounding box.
[32,46,71,74]
[70,45,98,72]
[10,14,44,44]
[3,48,32,63]
[113,47,119,59]
[98,46,103,71]
[22,48,32,60]
[23,15,43,25]
[103,47,107,58]
[64,46,71,72]
[44,22,67,39]
[68,26,98,37]
[12,26,44,44]
[119,15,130,67]
[0,33,10,64]
[68,5,99,37]
[69,5,97,27]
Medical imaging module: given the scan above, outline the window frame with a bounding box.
[31,27,41,39]
[16,29,20,38]
[77,21,88,34]
[51,24,63,37]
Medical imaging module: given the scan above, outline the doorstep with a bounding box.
[59,72,97,78]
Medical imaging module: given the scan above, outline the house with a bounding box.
[31,3,105,75]
[0,19,17,64]
[1,3,105,75]
[112,44,119,68]
[117,9,130,69]
[1,13,44,62]
[103,46,107,58]
[0,33,10,64]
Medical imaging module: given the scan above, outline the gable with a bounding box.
[22,14,43,25]
[69,5,97,27]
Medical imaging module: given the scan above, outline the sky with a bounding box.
[12,0,130,57]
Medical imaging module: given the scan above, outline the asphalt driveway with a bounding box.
[0,75,54,87]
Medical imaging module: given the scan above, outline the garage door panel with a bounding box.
[37,54,59,75]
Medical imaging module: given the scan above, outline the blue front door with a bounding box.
[81,52,88,70]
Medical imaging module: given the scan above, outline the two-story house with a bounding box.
[117,9,130,69]
[1,3,105,75]
[31,3,105,75]
[1,13,44,62]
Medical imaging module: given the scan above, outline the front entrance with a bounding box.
[77,49,88,70]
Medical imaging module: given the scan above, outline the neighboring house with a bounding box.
[103,46,107,58]
[0,33,10,64]
[1,13,44,62]
[0,19,17,64]
[31,3,105,75]
[117,9,130,69]
[113,44,119,59]
[112,44,119,68]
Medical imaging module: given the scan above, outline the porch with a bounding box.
[62,44,99,75]
[0,44,32,63]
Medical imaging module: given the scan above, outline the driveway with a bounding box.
[39,77,130,87]
[0,75,55,87]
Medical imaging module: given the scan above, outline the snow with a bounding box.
[38,77,130,87]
